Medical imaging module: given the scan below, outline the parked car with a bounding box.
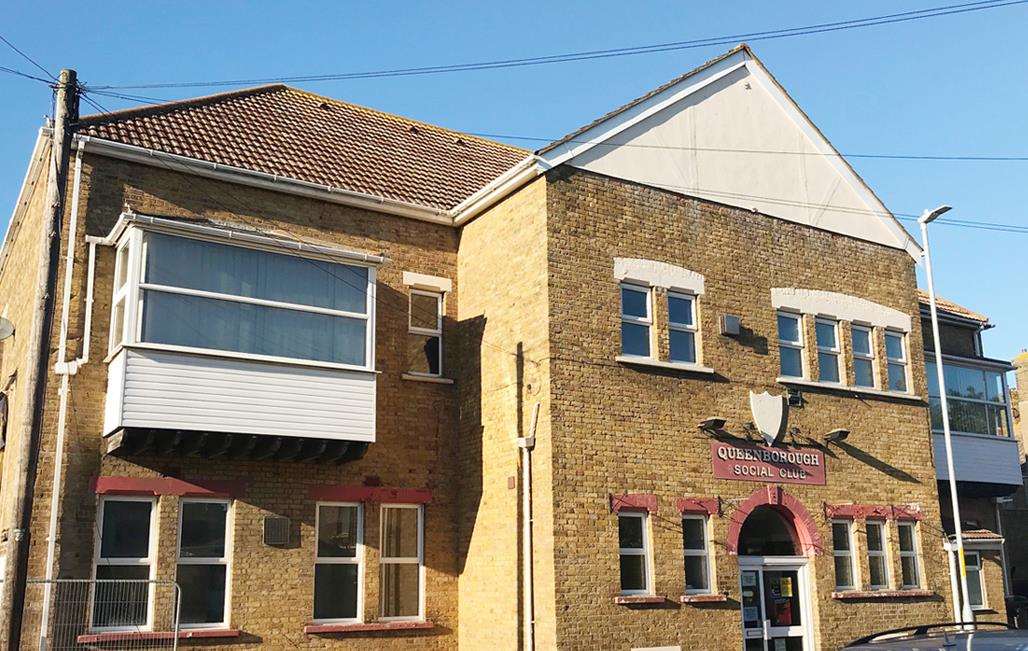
[845,622,1028,649]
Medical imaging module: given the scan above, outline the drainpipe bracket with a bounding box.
[516,437,535,450]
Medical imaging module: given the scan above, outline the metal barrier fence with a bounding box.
[26,579,180,650]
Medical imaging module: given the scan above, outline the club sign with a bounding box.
[710,440,826,485]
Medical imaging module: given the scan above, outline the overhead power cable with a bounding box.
[0,33,56,81]
[0,65,53,84]
[83,0,1027,90]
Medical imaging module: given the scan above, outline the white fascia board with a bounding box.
[742,57,921,259]
[538,52,749,170]
[452,155,542,226]
[0,128,50,279]
[76,135,454,226]
[402,271,452,293]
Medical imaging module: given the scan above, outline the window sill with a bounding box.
[304,621,435,634]
[616,356,715,374]
[613,595,666,605]
[401,373,454,385]
[77,628,241,643]
[832,589,933,600]
[679,593,728,604]
[776,377,922,402]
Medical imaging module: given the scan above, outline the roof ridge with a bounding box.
[77,83,289,126]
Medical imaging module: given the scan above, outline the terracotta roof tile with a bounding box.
[77,85,528,212]
[917,289,989,324]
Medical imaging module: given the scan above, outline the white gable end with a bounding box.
[541,48,918,258]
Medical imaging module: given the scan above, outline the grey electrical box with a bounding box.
[721,314,741,336]
[264,516,291,546]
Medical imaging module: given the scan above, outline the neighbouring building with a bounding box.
[0,44,1011,649]
[1002,354,1028,602]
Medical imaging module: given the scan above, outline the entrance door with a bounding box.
[739,562,808,651]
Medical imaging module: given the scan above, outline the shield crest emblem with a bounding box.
[749,391,787,446]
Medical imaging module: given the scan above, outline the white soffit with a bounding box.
[771,288,911,332]
[614,257,704,294]
[540,47,920,259]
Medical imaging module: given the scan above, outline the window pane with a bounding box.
[885,333,904,360]
[985,371,1004,401]
[987,404,1009,437]
[777,314,800,343]
[146,232,369,313]
[815,321,837,348]
[831,523,851,552]
[115,245,130,289]
[178,564,226,625]
[854,359,874,388]
[141,290,367,365]
[180,502,227,559]
[681,519,705,551]
[668,295,693,326]
[967,567,984,607]
[109,302,125,350]
[100,501,152,559]
[669,330,696,363]
[684,555,708,591]
[314,563,358,620]
[382,508,419,558]
[898,525,914,552]
[410,293,439,331]
[618,516,644,550]
[621,287,648,319]
[901,556,918,588]
[381,563,420,617]
[407,333,441,375]
[887,363,907,392]
[621,322,650,357]
[780,347,802,378]
[93,565,150,628]
[866,523,883,551]
[869,556,887,588]
[619,554,646,592]
[318,506,359,558]
[834,555,853,589]
[818,352,840,383]
[852,328,871,356]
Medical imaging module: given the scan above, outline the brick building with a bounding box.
[0,44,1010,649]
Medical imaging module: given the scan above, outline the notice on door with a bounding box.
[710,441,826,485]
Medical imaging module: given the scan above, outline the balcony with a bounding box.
[927,355,1021,495]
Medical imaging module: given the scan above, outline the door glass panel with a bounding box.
[768,637,804,651]
[763,570,801,627]
[740,570,763,629]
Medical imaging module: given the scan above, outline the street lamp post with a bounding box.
[919,204,974,626]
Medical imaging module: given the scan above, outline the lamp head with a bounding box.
[825,428,850,444]
[699,417,727,434]
[918,205,952,225]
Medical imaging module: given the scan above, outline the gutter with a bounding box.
[452,156,540,226]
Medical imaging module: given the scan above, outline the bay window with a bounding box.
[314,503,363,622]
[177,500,231,627]
[927,360,1010,436]
[93,497,156,630]
[380,505,424,620]
[777,312,804,378]
[620,283,652,358]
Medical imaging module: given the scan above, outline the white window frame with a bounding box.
[620,282,654,359]
[617,511,654,596]
[831,519,859,591]
[814,317,843,384]
[108,235,138,354]
[379,504,425,622]
[884,330,910,393]
[313,502,365,624]
[964,550,987,610]
[176,498,233,629]
[681,514,713,595]
[106,226,377,373]
[865,520,891,591]
[777,310,805,379]
[91,496,158,632]
[896,521,921,589]
[667,291,699,364]
[851,324,877,389]
[407,289,444,377]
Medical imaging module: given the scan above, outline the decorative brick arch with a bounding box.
[726,485,823,556]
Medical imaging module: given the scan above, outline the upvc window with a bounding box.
[110,228,376,369]
[815,317,842,383]
[617,512,652,595]
[177,499,231,628]
[964,550,986,609]
[927,361,1011,436]
[885,331,909,392]
[620,283,652,358]
[681,516,712,594]
[668,292,698,364]
[897,522,920,589]
[407,289,443,376]
[831,520,858,591]
[777,312,804,378]
[851,325,876,388]
[866,520,890,590]
[314,503,363,623]
[380,505,424,620]
[92,497,157,630]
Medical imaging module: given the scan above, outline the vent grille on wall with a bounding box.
[264,515,291,546]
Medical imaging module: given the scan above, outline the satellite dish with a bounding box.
[0,318,14,342]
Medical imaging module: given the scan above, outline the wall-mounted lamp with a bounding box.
[824,428,850,445]
[698,417,727,435]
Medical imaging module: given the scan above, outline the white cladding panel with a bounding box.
[933,433,1022,487]
[104,347,376,442]
[568,65,901,250]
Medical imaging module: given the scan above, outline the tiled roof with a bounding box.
[917,289,989,324]
[958,529,1003,541]
[77,85,528,212]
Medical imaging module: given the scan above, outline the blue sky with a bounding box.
[2,1,1026,366]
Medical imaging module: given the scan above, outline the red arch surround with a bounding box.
[726,485,823,556]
